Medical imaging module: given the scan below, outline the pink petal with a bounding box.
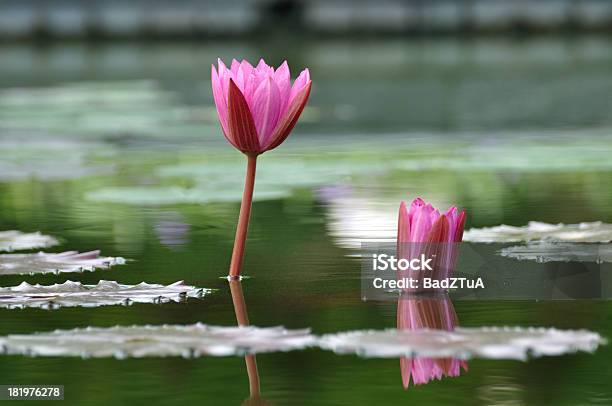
[410,205,432,242]
[211,65,230,139]
[426,215,450,278]
[249,67,271,101]
[240,59,254,72]
[454,210,466,242]
[408,197,425,224]
[230,59,240,76]
[217,58,228,76]
[397,201,411,244]
[411,197,426,208]
[217,58,231,104]
[256,58,272,74]
[445,206,458,222]
[264,80,312,151]
[289,68,310,105]
[227,79,261,154]
[429,208,441,225]
[250,77,282,145]
[239,60,255,99]
[274,61,292,113]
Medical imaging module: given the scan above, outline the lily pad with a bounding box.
[464,222,612,243]
[319,327,604,360]
[0,324,316,358]
[398,141,612,172]
[500,242,612,264]
[0,231,59,252]
[0,138,114,182]
[84,186,290,205]
[0,81,182,138]
[0,280,210,309]
[157,159,389,189]
[0,250,125,276]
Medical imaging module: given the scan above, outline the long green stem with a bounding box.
[229,154,257,278]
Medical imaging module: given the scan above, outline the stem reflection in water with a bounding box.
[230,280,270,405]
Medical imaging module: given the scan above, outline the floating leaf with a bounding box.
[0,81,182,138]
[500,242,612,264]
[0,324,316,358]
[0,251,125,276]
[81,155,394,208]
[0,280,210,309]
[157,159,388,189]
[85,186,290,206]
[0,231,59,252]
[0,139,114,181]
[398,142,612,172]
[319,327,604,360]
[464,222,612,243]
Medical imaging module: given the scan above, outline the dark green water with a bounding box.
[1,37,612,405]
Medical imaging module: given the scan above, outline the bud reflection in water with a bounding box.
[397,296,468,388]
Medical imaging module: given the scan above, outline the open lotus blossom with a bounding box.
[211,58,312,278]
[398,297,468,388]
[397,197,466,288]
[211,58,312,155]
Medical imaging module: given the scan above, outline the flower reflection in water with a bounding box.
[397,295,468,388]
[229,280,271,405]
[396,198,468,387]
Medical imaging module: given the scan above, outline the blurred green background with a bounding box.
[1,1,612,405]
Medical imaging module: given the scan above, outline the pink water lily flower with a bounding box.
[398,197,465,244]
[211,58,312,155]
[397,197,466,287]
[211,58,312,278]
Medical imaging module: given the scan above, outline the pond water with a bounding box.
[0,36,612,405]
